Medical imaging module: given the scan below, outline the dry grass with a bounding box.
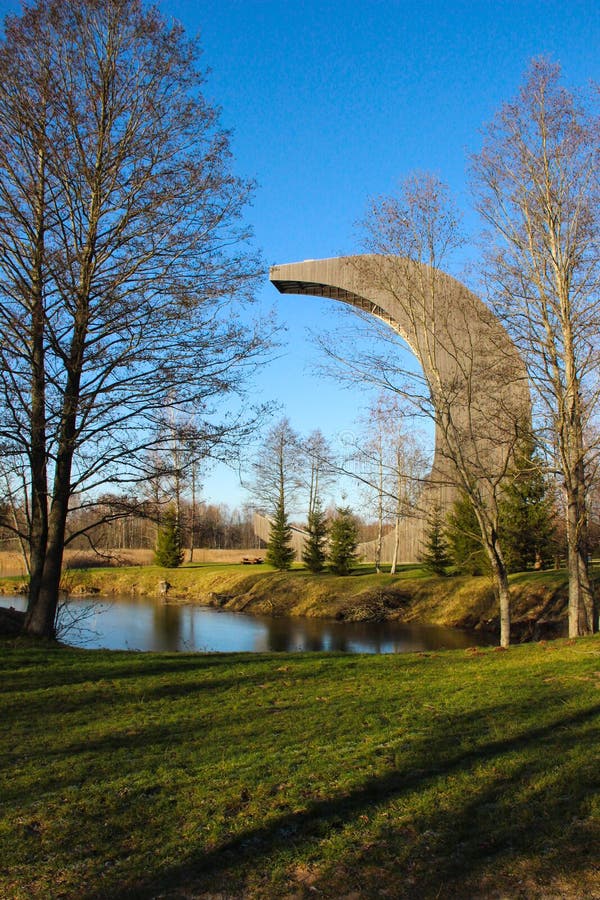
[0,551,28,577]
[0,547,263,576]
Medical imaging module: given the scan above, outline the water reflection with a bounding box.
[153,602,182,650]
[3,594,495,653]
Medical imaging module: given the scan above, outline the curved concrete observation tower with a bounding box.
[270,255,530,561]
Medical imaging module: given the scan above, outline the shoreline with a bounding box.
[0,563,574,642]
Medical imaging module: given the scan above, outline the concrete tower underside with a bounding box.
[270,255,530,563]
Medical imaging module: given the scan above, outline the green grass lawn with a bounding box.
[1,638,599,898]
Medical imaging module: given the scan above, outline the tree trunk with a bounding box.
[189,463,196,563]
[24,449,73,637]
[25,312,84,637]
[308,463,315,520]
[24,102,98,636]
[562,321,596,636]
[488,548,511,648]
[25,536,63,638]
[566,484,595,636]
[496,568,511,649]
[375,515,383,573]
[374,454,383,573]
[28,322,48,611]
[390,460,404,575]
[477,513,511,647]
[390,515,400,574]
[27,142,49,616]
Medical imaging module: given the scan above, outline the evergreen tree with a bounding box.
[266,491,295,570]
[446,493,490,576]
[420,505,452,575]
[154,507,184,568]
[302,498,328,573]
[498,440,556,572]
[328,506,359,575]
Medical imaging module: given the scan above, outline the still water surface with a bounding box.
[5,594,495,653]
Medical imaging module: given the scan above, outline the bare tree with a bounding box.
[0,461,31,573]
[250,418,303,569]
[250,418,303,514]
[471,59,600,636]
[361,409,388,574]
[302,429,337,518]
[367,395,427,574]
[345,395,425,573]
[150,412,211,554]
[0,0,271,637]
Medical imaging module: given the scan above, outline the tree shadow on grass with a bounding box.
[312,729,599,897]
[3,679,341,805]
[0,651,254,693]
[95,701,600,900]
[0,649,346,694]
[1,657,336,743]
[0,670,272,724]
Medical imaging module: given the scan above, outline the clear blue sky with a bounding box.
[2,0,599,509]
[174,0,600,509]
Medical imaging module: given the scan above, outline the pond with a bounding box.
[4,594,496,653]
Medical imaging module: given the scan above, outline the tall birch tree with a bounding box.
[471,59,599,635]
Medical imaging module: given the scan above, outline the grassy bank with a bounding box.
[1,638,598,898]
[0,561,575,638]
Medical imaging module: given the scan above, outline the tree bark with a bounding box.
[25,416,77,637]
[390,514,400,575]
[566,483,595,636]
[26,142,49,625]
[25,269,86,636]
[488,546,511,649]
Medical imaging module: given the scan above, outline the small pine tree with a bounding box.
[420,505,452,575]
[302,498,328,573]
[446,493,489,576]
[154,507,184,568]
[328,506,359,575]
[499,440,556,572]
[266,492,295,570]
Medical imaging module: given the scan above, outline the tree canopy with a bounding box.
[0,0,268,636]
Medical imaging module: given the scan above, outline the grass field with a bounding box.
[1,637,598,898]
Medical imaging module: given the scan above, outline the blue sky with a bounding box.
[2,0,599,509]
[174,0,600,508]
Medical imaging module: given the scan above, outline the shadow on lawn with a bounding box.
[0,650,243,692]
[102,701,600,900]
[320,734,599,898]
[4,676,346,804]
[1,660,337,740]
[0,649,346,694]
